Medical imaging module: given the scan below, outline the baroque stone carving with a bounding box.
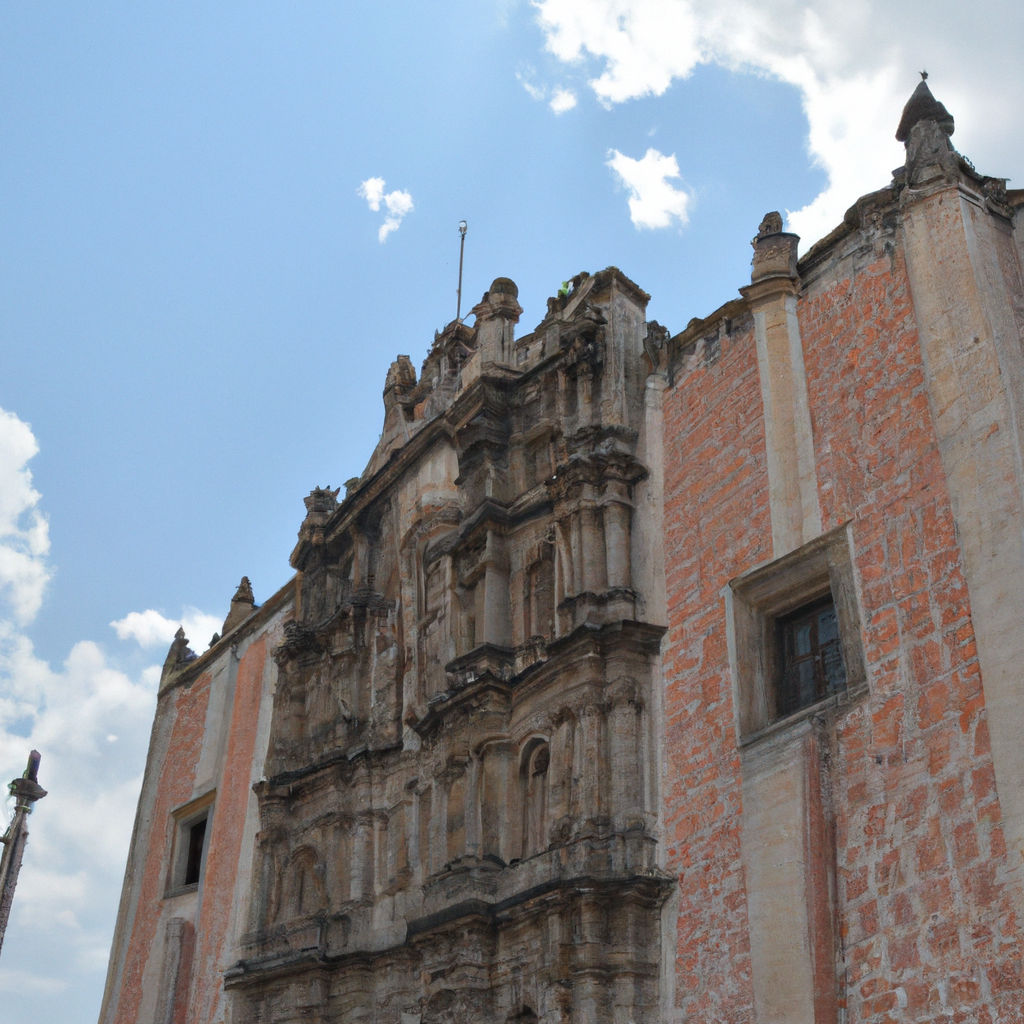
[225,270,673,1022]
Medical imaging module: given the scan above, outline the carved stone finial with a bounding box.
[161,626,197,681]
[468,277,523,370]
[383,355,417,411]
[472,277,523,322]
[748,213,799,286]
[303,486,341,519]
[643,320,671,375]
[896,77,954,143]
[223,576,257,635]
[756,211,784,240]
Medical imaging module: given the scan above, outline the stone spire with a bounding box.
[895,74,954,142]
[222,576,257,635]
[896,75,959,186]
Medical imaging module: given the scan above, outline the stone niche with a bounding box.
[226,269,673,1024]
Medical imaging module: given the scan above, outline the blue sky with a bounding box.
[1,2,1021,1021]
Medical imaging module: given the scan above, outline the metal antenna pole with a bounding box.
[456,220,468,322]
[0,750,47,959]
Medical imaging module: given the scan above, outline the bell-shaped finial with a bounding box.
[896,76,954,143]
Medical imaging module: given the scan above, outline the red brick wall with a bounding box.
[663,322,768,1021]
[799,249,1024,1022]
[112,673,211,1024]
[662,244,1024,1022]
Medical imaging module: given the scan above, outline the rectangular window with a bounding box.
[776,597,847,717]
[167,791,215,895]
[727,524,867,742]
[183,816,208,886]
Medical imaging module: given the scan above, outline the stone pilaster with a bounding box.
[899,149,1024,889]
[741,216,822,557]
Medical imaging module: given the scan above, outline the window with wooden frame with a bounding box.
[727,524,866,743]
[775,596,847,717]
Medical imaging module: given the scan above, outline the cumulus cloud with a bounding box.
[110,607,222,649]
[0,404,218,1006]
[0,408,51,625]
[607,147,691,229]
[0,626,158,980]
[550,87,578,113]
[533,0,1024,245]
[358,176,414,242]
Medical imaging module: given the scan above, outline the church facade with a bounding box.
[99,82,1024,1023]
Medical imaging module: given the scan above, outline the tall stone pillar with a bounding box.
[738,214,834,1023]
[897,83,1024,889]
[350,815,374,901]
[548,712,574,842]
[740,215,821,557]
[480,529,512,648]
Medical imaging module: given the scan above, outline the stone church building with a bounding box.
[98,82,1024,1023]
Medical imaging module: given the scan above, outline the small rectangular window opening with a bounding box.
[776,597,847,717]
[183,816,208,886]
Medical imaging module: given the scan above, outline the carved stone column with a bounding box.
[577,703,605,835]
[602,495,632,590]
[548,711,575,844]
[581,503,607,594]
[607,682,643,832]
[350,814,374,901]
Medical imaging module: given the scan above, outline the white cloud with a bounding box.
[357,175,386,211]
[358,177,414,242]
[0,625,157,976]
[517,70,547,101]
[533,0,1024,245]
[0,404,218,1002]
[0,408,51,625]
[110,606,222,649]
[550,87,578,113]
[607,147,691,229]
[517,72,578,114]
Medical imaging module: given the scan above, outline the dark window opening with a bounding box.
[183,817,207,886]
[776,597,847,717]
